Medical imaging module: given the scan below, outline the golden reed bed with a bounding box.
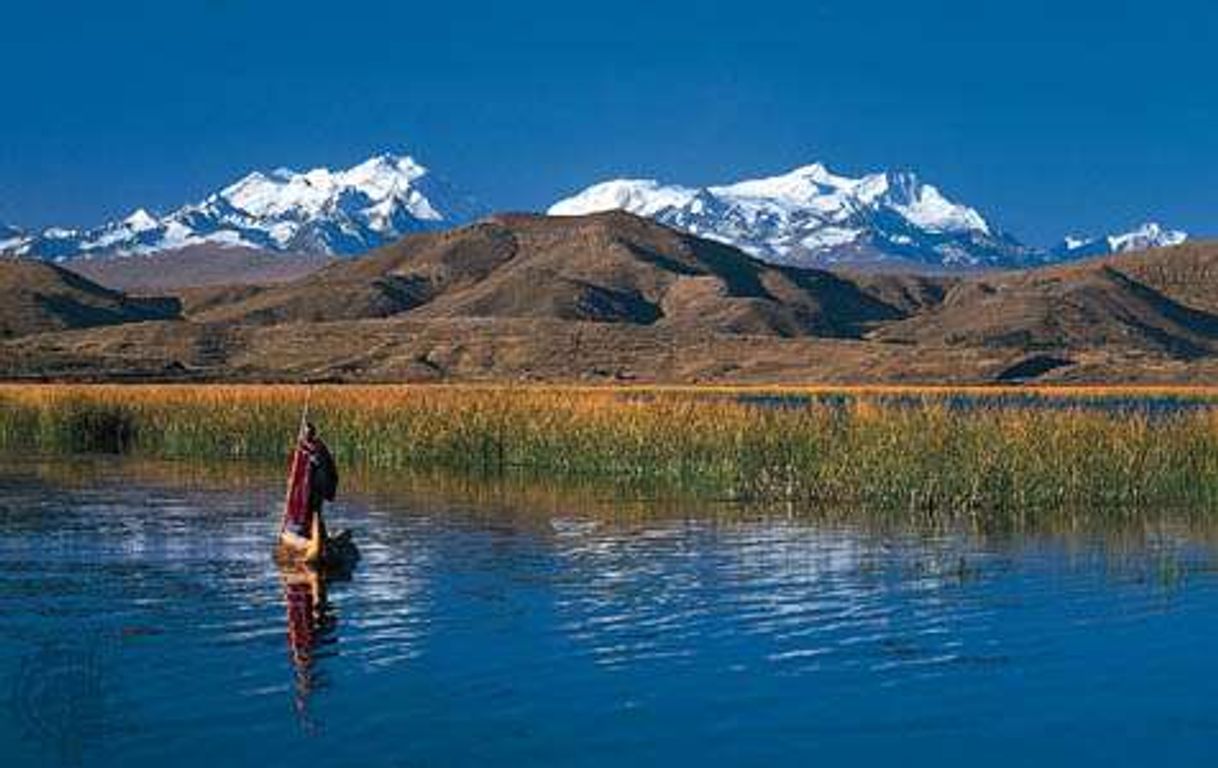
[1,383,1217,518]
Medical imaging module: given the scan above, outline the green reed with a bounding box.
[1,384,1216,520]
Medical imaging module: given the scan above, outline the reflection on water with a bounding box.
[2,454,1218,767]
[279,564,338,731]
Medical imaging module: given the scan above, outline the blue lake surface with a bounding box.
[2,456,1216,767]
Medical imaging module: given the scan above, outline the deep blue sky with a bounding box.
[0,0,1214,245]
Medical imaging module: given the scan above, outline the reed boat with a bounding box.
[275,517,360,574]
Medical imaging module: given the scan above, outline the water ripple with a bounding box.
[2,456,1218,767]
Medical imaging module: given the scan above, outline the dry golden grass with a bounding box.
[1,383,1216,518]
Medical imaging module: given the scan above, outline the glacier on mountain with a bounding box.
[1053,222,1188,260]
[549,164,1040,269]
[0,223,24,253]
[7,153,484,261]
[0,155,1193,272]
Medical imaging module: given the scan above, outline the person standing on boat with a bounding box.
[279,418,357,569]
[300,422,339,540]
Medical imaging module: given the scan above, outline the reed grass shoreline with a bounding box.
[1,384,1216,519]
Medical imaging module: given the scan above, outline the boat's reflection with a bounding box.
[278,564,341,731]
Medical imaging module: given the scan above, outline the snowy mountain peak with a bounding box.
[550,163,1010,268]
[4,152,1194,273]
[12,151,484,261]
[882,177,991,236]
[346,152,429,184]
[715,167,820,204]
[123,209,158,231]
[216,152,442,223]
[740,162,838,189]
[549,179,699,219]
[1109,222,1187,252]
[1055,221,1188,260]
[0,222,24,252]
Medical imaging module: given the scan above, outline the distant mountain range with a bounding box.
[0,152,1192,272]
[2,212,1216,384]
[1,154,485,260]
[550,166,1190,270]
[1051,221,1188,261]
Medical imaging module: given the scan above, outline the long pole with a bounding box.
[299,385,313,439]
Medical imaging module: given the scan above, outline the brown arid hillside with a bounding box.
[71,244,333,292]
[1103,242,1218,314]
[0,257,180,340]
[1,214,1216,384]
[872,243,1218,362]
[186,211,909,338]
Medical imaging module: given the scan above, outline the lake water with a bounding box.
[2,455,1216,767]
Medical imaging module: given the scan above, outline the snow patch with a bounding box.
[1055,221,1188,259]
[549,162,1020,269]
[16,150,485,261]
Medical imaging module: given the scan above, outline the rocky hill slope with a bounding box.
[0,258,179,339]
[0,215,1214,384]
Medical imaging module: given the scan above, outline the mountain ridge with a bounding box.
[0,257,180,339]
[1,213,1215,384]
[185,210,909,339]
[550,166,1036,269]
[4,153,485,261]
[1052,222,1188,261]
[549,165,1190,270]
[0,155,1192,275]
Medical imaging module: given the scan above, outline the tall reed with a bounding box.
[1,384,1216,519]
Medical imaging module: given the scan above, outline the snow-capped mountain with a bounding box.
[0,223,24,252]
[10,153,485,261]
[3,154,1194,273]
[549,164,1040,269]
[1053,222,1188,260]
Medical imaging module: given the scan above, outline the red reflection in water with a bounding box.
[280,566,337,731]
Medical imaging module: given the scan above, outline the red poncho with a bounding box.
[281,442,314,538]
